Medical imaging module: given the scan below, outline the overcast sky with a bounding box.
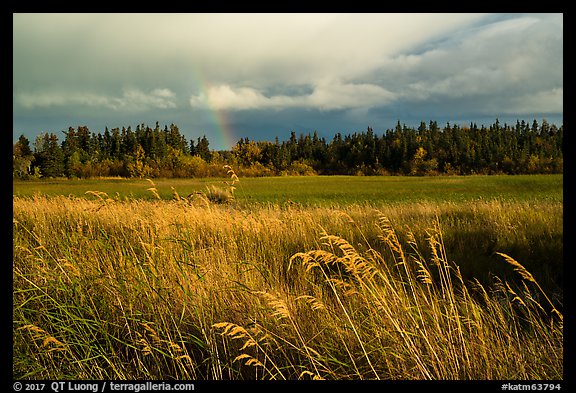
[13,13,563,150]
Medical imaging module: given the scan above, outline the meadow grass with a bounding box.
[12,174,563,206]
[13,189,563,379]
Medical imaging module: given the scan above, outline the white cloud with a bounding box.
[13,13,487,92]
[190,80,396,111]
[17,88,177,111]
[367,14,563,116]
[183,14,561,115]
[307,81,397,110]
[121,88,177,109]
[494,88,563,115]
[190,85,291,111]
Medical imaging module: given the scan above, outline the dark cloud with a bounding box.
[13,13,562,150]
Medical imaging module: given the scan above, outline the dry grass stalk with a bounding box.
[255,291,291,320]
[13,193,563,380]
[497,252,563,321]
[18,324,67,352]
[146,179,162,200]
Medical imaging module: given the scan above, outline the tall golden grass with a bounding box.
[13,194,562,380]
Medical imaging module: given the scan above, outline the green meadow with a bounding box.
[12,174,562,206]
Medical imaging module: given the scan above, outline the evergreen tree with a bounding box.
[16,134,33,157]
[102,127,112,158]
[111,128,121,159]
[196,135,211,162]
[123,126,137,158]
[34,133,65,177]
[16,119,563,179]
[13,135,35,178]
[62,127,81,177]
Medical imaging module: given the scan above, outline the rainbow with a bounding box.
[208,105,236,151]
[194,70,237,151]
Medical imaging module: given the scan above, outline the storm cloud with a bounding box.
[13,13,562,150]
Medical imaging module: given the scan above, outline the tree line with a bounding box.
[13,119,562,179]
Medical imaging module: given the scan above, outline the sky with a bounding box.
[13,13,563,151]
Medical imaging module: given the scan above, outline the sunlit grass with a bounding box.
[13,174,563,206]
[13,192,562,379]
